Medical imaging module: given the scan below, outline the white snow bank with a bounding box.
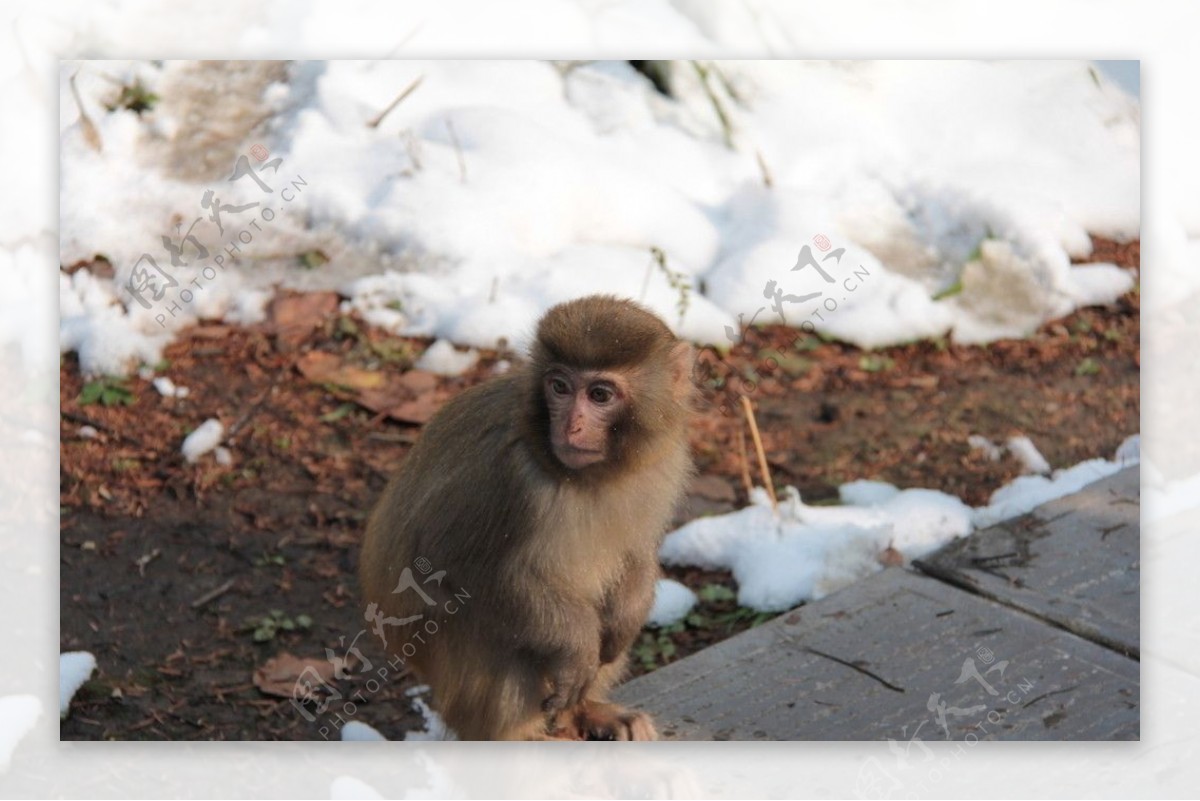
[181,418,224,463]
[661,484,971,612]
[59,59,1137,376]
[341,720,387,741]
[1115,433,1140,465]
[972,458,1125,529]
[0,695,41,772]
[1006,435,1051,474]
[59,651,96,718]
[416,339,479,377]
[645,578,697,627]
[152,376,190,398]
[59,269,171,377]
[404,696,455,741]
[664,444,1134,612]
[967,435,1004,462]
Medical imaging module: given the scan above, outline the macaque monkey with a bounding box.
[359,295,694,740]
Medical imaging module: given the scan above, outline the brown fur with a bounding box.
[359,296,694,740]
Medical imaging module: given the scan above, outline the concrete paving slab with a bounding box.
[916,467,1139,657]
[617,568,1138,740]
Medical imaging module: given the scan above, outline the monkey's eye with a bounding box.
[588,385,615,405]
[548,377,571,396]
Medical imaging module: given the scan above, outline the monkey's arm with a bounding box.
[598,555,659,665]
[508,575,605,715]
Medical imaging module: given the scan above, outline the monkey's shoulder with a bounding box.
[384,373,543,553]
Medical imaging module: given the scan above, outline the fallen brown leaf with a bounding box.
[296,351,385,391]
[253,652,335,699]
[269,291,340,330]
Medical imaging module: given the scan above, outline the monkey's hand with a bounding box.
[574,701,658,741]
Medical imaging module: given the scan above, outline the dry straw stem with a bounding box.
[736,419,755,499]
[367,74,425,129]
[740,395,777,510]
[691,60,734,149]
[70,71,103,153]
[446,118,467,183]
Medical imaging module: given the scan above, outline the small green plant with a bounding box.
[1075,357,1101,376]
[1103,329,1123,342]
[794,336,822,353]
[645,246,691,324]
[633,627,680,671]
[858,354,895,373]
[369,338,414,365]
[298,249,329,269]
[79,377,135,407]
[107,78,159,115]
[245,609,312,643]
[319,403,357,423]
[697,583,736,603]
[932,280,964,301]
[762,350,811,377]
[334,316,362,341]
[254,552,286,568]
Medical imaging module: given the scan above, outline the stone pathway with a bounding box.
[616,467,1140,741]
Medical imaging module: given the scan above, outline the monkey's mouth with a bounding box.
[555,445,605,470]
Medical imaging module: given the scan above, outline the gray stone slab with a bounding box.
[615,568,1139,740]
[915,467,1139,657]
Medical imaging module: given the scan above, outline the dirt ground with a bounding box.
[59,237,1139,740]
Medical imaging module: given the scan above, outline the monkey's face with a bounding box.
[543,368,628,470]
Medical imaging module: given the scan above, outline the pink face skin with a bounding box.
[544,368,628,470]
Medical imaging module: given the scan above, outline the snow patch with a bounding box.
[181,419,224,463]
[416,339,479,377]
[1115,434,1140,464]
[968,435,1004,461]
[665,446,1133,612]
[404,696,455,741]
[972,458,1124,529]
[59,60,1138,376]
[645,578,697,627]
[60,651,96,718]
[152,376,190,399]
[1006,435,1051,474]
[341,720,387,741]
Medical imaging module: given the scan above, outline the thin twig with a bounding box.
[367,74,425,129]
[135,548,162,577]
[691,60,734,149]
[740,395,776,509]
[736,421,754,498]
[445,118,467,183]
[69,70,102,152]
[191,579,236,610]
[60,410,145,447]
[755,147,774,188]
[225,375,282,443]
[805,647,906,693]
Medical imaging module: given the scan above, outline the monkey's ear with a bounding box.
[669,341,696,402]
